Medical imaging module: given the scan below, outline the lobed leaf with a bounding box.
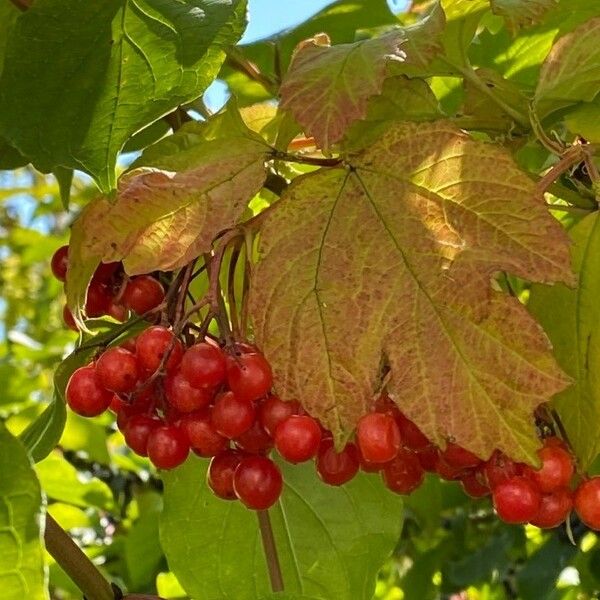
[250,121,572,463]
[490,0,559,34]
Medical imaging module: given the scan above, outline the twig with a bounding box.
[536,145,585,201]
[529,104,565,155]
[45,514,115,600]
[257,510,284,593]
[225,47,279,96]
[271,150,343,168]
[227,239,244,339]
[174,261,196,328]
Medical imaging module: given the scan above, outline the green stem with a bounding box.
[257,510,284,593]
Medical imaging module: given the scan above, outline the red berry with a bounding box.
[484,451,522,488]
[51,245,69,281]
[181,343,227,389]
[442,443,481,469]
[92,261,120,283]
[120,338,137,353]
[207,450,244,500]
[357,446,385,473]
[85,280,112,317]
[66,365,113,417]
[396,413,429,450]
[107,301,128,322]
[122,275,165,315]
[416,445,439,472]
[165,371,213,413]
[95,347,139,393]
[233,456,283,510]
[530,488,573,528]
[259,396,301,437]
[109,394,126,415]
[274,415,321,463]
[493,476,542,524]
[136,326,183,374]
[235,420,273,455]
[382,449,424,495]
[181,410,228,457]
[226,352,273,402]
[544,436,568,449]
[574,477,600,530]
[147,425,189,470]
[356,412,401,464]
[316,438,360,486]
[123,414,160,456]
[63,305,79,332]
[211,391,256,439]
[529,445,574,493]
[461,471,491,498]
[435,456,468,481]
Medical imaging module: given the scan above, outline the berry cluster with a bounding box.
[51,245,166,330]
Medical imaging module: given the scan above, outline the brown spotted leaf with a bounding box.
[279,6,445,150]
[490,0,558,33]
[67,127,269,317]
[249,121,572,463]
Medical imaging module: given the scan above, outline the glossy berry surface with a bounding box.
[123,414,160,457]
[226,352,273,402]
[122,275,165,315]
[356,412,401,464]
[181,411,228,457]
[395,413,429,450]
[530,488,573,528]
[66,365,113,417]
[92,261,120,283]
[442,443,481,469]
[136,326,183,374]
[181,343,227,389]
[493,476,541,524]
[574,477,600,530]
[147,425,189,470]
[207,450,244,500]
[316,439,360,486]
[235,420,273,455]
[165,371,213,413]
[85,280,112,317]
[382,449,424,495]
[460,472,491,498]
[211,391,256,439]
[95,347,139,393]
[51,245,69,281]
[274,415,321,463]
[233,456,283,510]
[484,451,521,488]
[530,445,574,493]
[259,396,300,437]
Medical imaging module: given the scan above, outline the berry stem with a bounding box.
[257,509,284,593]
[535,145,585,202]
[44,513,115,600]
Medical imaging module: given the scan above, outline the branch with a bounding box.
[536,145,585,202]
[271,150,343,168]
[257,510,284,593]
[45,514,115,600]
[225,47,279,96]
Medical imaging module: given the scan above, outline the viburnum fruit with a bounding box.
[123,414,160,457]
[136,326,183,374]
[492,476,542,524]
[181,342,227,389]
[51,245,69,281]
[441,443,481,469]
[274,415,321,463]
[122,275,165,315]
[165,371,213,413]
[395,412,429,451]
[529,444,574,493]
[235,420,274,455]
[356,412,401,464]
[460,471,490,498]
[316,438,360,486]
[382,449,424,495]
[211,391,256,439]
[66,365,113,417]
[233,455,283,510]
[62,305,78,332]
[259,395,301,437]
[85,280,113,317]
[484,450,521,488]
[208,450,245,500]
[95,347,139,393]
[226,351,273,402]
[147,425,189,470]
[574,477,600,530]
[530,488,573,528]
[181,410,228,458]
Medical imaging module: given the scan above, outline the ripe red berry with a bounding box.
[442,443,481,469]
[63,305,79,332]
[122,275,165,315]
[316,439,360,486]
[165,371,213,413]
[274,415,321,463]
[207,450,244,500]
[136,326,183,374]
[123,414,160,456]
[259,396,301,437]
[358,445,386,473]
[493,476,542,524]
[530,488,573,528]
[147,425,189,470]
[461,472,491,498]
[211,391,256,439]
[51,245,69,281]
[530,445,574,493]
[356,412,401,464]
[95,347,139,393]
[395,412,429,450]
[85,280,113,317]
[574,477,600,530]
[107,301,128,322]
[226,352,273,402]
[181,343,227,389]
[416,445,439,472]
[92,261,120,283]
[435,456,468,481]
[484,450,521,488]
[234,420,273,455]
[66,365,113,417]
[109,394,126,415]
[181,410,228,457]
[382,449,424,495]
[233,456,283,510]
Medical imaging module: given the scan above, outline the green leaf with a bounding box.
[0,0,248,191]
[490,0,559,33]
[564,100,600,143]
[126,506,163,589]
[279,7,444,149]
[19,399,66,463]
[0,2,18,76]
[529,212,600,468]
[53,167,73,210]
[0,424,47,600]
[160,458,403,600]
[250,121,572,462]
[534,16,600,117]
[0,137,28,170]
[66,111,269,318]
